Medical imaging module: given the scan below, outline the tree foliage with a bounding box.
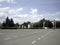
[56,21,60,28]
[9,18,14,27]
[33,23,39,29]
[33,18,53,29]
[45,20,53,28]
[38,18,45,28]
[2,17,15,28]
[21,21,31,28]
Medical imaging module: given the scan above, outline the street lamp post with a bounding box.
[43,21,45,29]
[53,19,56,29]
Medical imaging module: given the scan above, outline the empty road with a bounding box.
[0,29,60,45]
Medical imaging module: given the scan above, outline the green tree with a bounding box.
[23,22,28,28]
[2,17,15,28]
[15,23,19,28]
[45,20,53,28]
[2,22,6,27]
[22,21,31,28]
[27,21,31,24]
[6,17,10,27]
[33,23,39,29]
[9,18,15,27]
[56,21,60,28]
[38,18,45,28]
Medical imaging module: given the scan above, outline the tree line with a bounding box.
[2,17,19,29]
[1,17,60,29]
[33,18,53,29]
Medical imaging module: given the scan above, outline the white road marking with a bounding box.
[41,35,45,38]
[40,30,52,39]
[32,30,47,44]
[37,38,41,40]
[32,41,36,44]
[44,31,52,37]
[32,30,53,44]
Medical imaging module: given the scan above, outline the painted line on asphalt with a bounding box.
[32,41,36,44]
[32,30,53,44]
[39,30,52,40]
[37,31,52,40]
[32,30,47,44]
[37,38,41,40]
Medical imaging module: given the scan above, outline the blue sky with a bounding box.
[0,0,60,24]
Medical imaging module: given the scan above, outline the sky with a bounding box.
[0,0,60,24]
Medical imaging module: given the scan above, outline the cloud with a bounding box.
[39,12,60,20]
[0,7,60,24]
[11,14,43,24]
[0,7,10,17]
[0,7,23,16]
[7,0,16,3]
[17,8,23,12]
[0,0,5,3]
[0,7,10,11]
[8,8,23,15]
[55,18,60,21]
[8,9,16,14]
[30,8,38,14]
[0,7,10,23]
[0,0,16,4]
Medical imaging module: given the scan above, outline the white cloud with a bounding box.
[18,14,27,17]
[0,7,10,11]
[8,9,16,14]
[55,18,60,21]
[0,7,10,23]
[0,12,6,16]
[11,14,42,24]
[8,8,23,14]
[17,8,23,12]
[0,7,24,18]
[7,0,16,3]
[0,7,60,24]
[0,7,10,17]
[0,0,5,3]
[0,0,16,4]
[30,8,38,14]
[55,11,60,16]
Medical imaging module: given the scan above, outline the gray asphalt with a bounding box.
[0,29,60,45]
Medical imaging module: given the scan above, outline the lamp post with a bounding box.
[53,19,56,29]
[43,21,45,29]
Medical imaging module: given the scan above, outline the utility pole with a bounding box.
[53,19,56,30]
[55,19,56,29]
[43,21,45,29]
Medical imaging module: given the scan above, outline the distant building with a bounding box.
[28,24,30,28]
[27,23,34,29]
